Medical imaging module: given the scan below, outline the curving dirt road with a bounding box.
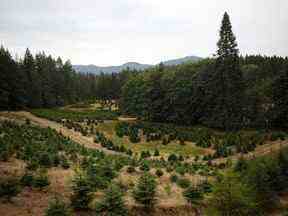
[4,111,121,155]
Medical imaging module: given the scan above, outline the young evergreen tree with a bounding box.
[70,173,93,210]
[208,171,259,215]
[203,12,244,130]
[133,172,157,210]
[45,196,71,216]
[95,184,128,216]
[183,186,203,216]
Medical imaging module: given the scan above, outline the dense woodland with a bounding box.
[1,12,288,130]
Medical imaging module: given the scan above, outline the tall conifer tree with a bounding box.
[203,12,244,130]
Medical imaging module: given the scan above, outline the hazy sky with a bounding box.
[1,0,287,65]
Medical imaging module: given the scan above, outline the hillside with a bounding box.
[73,55,202,74]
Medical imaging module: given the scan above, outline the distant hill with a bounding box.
[73,56,202,74]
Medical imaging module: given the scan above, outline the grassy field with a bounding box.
[96,120,210,157]
[31,108,119,121]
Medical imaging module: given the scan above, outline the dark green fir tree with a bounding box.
[203,12,244,130]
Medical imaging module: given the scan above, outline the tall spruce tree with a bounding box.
[203,12,244,130]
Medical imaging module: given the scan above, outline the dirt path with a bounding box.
[2,111,121,155]
[213,139,288,164]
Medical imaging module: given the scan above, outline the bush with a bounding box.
[140,160,150,172]
[32,169,50,189]
[127,166,136,174]
[199,181,213,194]
[175,166,186,176]
[45,197,71,216]
[176,178,191,189]
[170,174,179,183]
[0,177,21,201]
[168,154,178,163]
[154,149,160,157]
[155,169,164,177]
[20,172,34,187]
[38,152,54,168]
[60,157,70,169]
[183,185,203,206]
[270,131,287,141]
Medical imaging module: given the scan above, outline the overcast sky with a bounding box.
[1,0,287,66]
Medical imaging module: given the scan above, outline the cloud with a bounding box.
[1,0,287,65]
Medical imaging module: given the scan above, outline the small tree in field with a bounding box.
[95,184,128,216]
[208,171,259,215]
[133,172,157,210]
[183,185,203,215]
[0,177,21,202]
[70,172,93,210]
[45,196,71,216]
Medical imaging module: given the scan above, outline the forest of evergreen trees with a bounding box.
[120,13,288,130]
[1,12,287,130]
[0,47,126,109]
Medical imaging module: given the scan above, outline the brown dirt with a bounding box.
[0,158,75,216]
[118,116,138,122]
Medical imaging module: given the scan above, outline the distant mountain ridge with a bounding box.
[73,55,202,74]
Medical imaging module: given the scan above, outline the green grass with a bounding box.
[31,108,119,121]
[96,121,207,156]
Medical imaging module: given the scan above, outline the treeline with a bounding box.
[120,13,288,130]
[0,47,128,110]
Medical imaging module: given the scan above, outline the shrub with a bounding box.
[270,131,287,141]
[95,184,128,216]
[155,169,164,177]
[0,142,12,162]
[170,174,178,183]
[175,166,186,176]
[154,149,160,157]
[176,178,191,189]
[183,185,203,206]
[140,160,150,172]
[60,157,70,169]
[140,151,151,159]
[133,172,157,209]
[32,169,50,189]
[25,118,31,125]
[45,197,71,216]
[168,154,178,163]
[127,166,136,174]
[20,172,34,187]
[166,166,174,173]
[38,152,54,168]
[199,181,213,194]
[126,149,133,156]
[0,177,21,201]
